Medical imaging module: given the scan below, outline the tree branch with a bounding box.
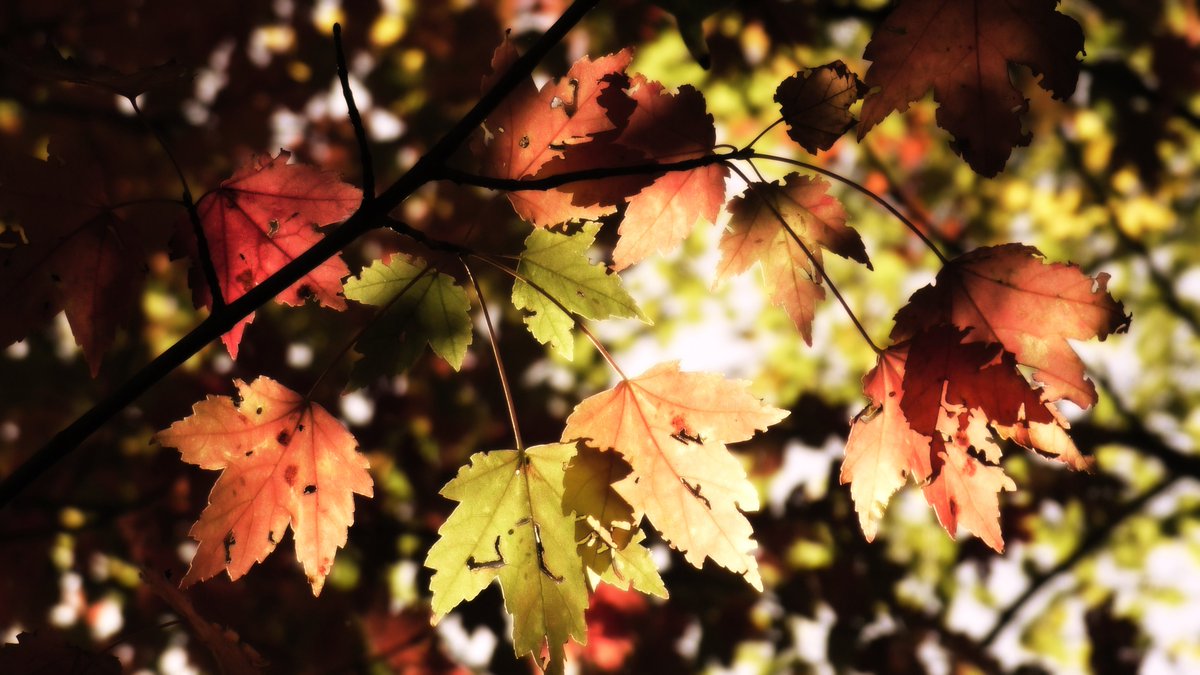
[437,148,748,192]
[0,0,602,510]
[333,23,375,203]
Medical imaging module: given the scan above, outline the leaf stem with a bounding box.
[748,151,949,264]
[729,160,883,354]
[742,115,786,152]
[333,23,376,203]
[129,95,226,307]
[461,257,524,453]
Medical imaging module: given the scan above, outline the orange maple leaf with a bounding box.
[891,244,1130,408]
[181,151,360,358]
[479,44,632,181]
[839,345,931,541]
[716,174,869,343]
[157,377,373,595]
[610,77,727,271]
[562,362,788,590]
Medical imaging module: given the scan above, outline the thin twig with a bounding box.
[979,475,1177,649]
[0,0,602,510]
[461,257,523,452]
[728,160,883,353]
[129,96,225,307]
[749,151,949,264]
[438,148,750,192]
[333,23,375,203]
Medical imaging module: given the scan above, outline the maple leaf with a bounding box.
[891,244,1130,409]
[478,44,646,228]
[842,324,1093,550]
[840,345,932,541]
[716,174,869,343]
[922,434,1017,553]
[857,0,1084,176]
[342,254,473,387]
[182,151,361,357]
[478,43,633,182]
[512,223,647,359]
[156,376,373,595]
[610,77,728,271]
[562,362,788,590]
[564,446,667,598]
[0,135,162,375]
[425,443,588,675]
[774,61,867,154]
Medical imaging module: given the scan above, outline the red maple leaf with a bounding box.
[610,77,728,271]
[476,43,644,227]
[857,0,1084,176]
[181,151,360,357]
[891,244,1130,409]
[0,133,166,374]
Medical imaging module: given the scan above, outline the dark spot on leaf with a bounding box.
[267,219,280,236]
[277,430,290,445]
[256,407,263,415]
[297,424,304,432]
[244,450,253,457]
[223,531,236,564]
[303,484,316,495]
[238,252,247,261]
[284,465,298,485]
[467,536,505,570]
[518,135,530,148]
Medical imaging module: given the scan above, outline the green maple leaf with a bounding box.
[581,529,667,598]
[342,255,472,387]
[564,446,667,598]
[425,443,588,674]
[512,223,647,360]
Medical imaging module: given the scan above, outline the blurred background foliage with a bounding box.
[1,0,1198,673]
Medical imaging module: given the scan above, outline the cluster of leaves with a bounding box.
[4,0,1186,672]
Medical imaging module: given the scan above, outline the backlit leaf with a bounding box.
[562,362,788,590]
[156,376,373,595]
[892,244,1130,408]
[425,443,588,675]
[183,151,360,357]
[512,223,646,359]
[343,254,472,387]
[717,174,869,343]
